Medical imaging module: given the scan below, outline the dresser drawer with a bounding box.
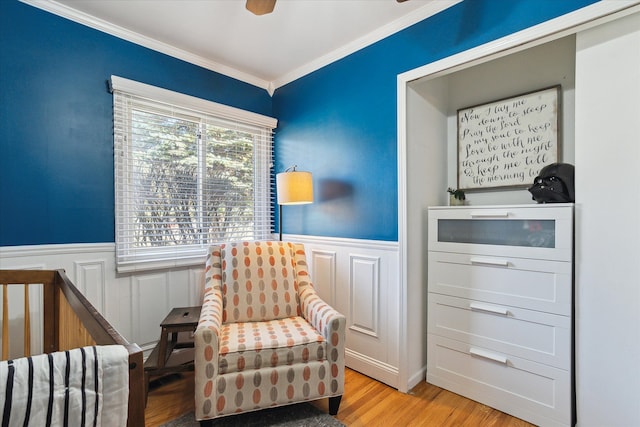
[428,251,572,314]
[428,293,570,369]
[428,204,573,261]
[427,334,571,427]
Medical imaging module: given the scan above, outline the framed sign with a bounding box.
[457,86,559,191]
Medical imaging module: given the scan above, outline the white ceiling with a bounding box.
[24,0,460,93]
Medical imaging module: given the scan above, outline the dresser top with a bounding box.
[429,203,574,210]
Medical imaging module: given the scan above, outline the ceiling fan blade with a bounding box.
[396,0,410,2]
[246,0,276,15]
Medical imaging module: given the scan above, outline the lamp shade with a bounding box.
[276,171,313,205]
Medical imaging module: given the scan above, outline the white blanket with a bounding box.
[0,345,129,427]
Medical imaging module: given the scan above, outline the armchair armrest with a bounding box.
[194,246,224,420]
[299,285,345,339]
[293,243,346,396]
[293,243,346,339]
[197,284,223,336]
[299,284,346,397]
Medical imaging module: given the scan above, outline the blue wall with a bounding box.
[1,0,597,246]
[272,0,597,241]
[0,0,272,246]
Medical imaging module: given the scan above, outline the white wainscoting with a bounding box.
[0,236,401,387]
[0,243,203,355]
[286,235,401,388]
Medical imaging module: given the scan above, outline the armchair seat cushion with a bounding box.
[219,316,326,375]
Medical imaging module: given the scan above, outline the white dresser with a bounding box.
[427,204,574,427]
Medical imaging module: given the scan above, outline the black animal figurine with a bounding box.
[528,163,575,203]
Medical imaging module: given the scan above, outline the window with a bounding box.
[111,76,276,272]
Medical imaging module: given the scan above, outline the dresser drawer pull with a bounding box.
[469,210,510,218]
[470,257,509,267]
[469,347,508,364]
[469,302,509,316]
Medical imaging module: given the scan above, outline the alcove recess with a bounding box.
[400,35,577,387]
[406,34,576,209]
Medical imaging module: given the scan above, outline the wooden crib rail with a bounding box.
[0,269,145,427]
[0,270,54,358]
[1,282,32,359]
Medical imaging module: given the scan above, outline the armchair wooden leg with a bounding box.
[329,395,342,415]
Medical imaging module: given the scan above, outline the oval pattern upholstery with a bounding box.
[220,241,300,323]
[194,241,345,421]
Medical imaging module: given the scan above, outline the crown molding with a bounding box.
[20,0,272,91]
[20,0,460,96]
[270,0,462,92]
[24,0,624,97]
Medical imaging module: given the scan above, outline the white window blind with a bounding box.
[111,76,276,272]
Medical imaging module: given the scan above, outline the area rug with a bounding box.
[160,403,346,427]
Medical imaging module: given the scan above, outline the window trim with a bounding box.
[111,76,277,273]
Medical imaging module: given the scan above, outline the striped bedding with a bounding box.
[0,345,129,427]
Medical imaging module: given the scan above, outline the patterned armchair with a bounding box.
[194,241,345,424]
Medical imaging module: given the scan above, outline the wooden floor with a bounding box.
[145,369,534,427]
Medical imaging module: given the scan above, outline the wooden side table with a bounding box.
[144,306,201,401]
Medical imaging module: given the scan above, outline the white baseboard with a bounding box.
[407,366,427,392]
[346,349,399,389]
